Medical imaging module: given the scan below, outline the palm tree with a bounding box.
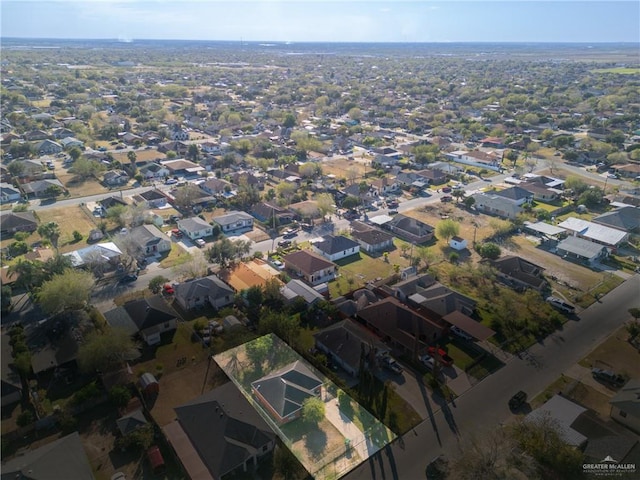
[8,259,42,291]
[37,221,61,251]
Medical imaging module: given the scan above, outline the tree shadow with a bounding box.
[412,370,442,447]
[303,425,328,460]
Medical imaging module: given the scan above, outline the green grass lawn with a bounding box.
[329,252,396,297]
[159,243,192,269]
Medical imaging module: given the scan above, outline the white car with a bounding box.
[450,326,473,341]
[195,239,206,248]
[420,354,435,370]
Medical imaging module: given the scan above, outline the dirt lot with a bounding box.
[111,149,167,164]
[38,206,99,253]
[580,324,640,379]
[321,157,368,180]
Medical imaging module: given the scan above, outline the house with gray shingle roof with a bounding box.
[104,295,178,345]
[164,381,275,480]
[592,206,640,234]
[173,274,235,310]
[177,216,213,240]
[312,234,360,261]
[212,210,254,234]
[130,224,171,256]
[251,360,322,424]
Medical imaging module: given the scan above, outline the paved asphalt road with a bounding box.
[343,274,640,480]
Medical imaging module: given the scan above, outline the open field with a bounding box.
[111,149,167,163]
[329,251,396,297]
[33,206,98,253]
[321,157,368,180]
[55,164,111,198]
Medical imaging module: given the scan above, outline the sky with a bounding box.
[1,1,638,43]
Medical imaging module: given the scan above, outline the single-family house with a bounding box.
[314,319,389,377]
[611,163,640,179]
[200,141,223,154]
[609,379,640,433]
[1,432,95,480]
[395,171,431,190]
[37,139,63,155]
[52,127,75,139]
[0,211,38,235]
[490,255,548,292]
[429,161,463,176]
[129,224,172,256]
[471,192,522,219]
[289,200,320,219]
[592,206,640,234]
[251,360,323,424]
[251,202,294,225]
[139,162,170,180]
[199,178,234,196]
[370,177,400,196]
[283,250,337,286]
[164,382,275,480]
[99,195,128,210]
[519,182,560,202]
[24,129,50,141]
[174,274,235,310]
[59,136,84,149]
[103,169,129,187]
[170,129,189,141]
[63,242,122,269]
[556,236,610,264]
[312,235,360,262]
[116,409,148,436]
[132,189,167,208]
[445,150,502,172]
[177,216,213,240]
[0,182,22,203]
[350,221,394,254]
[493,186,533,206]
[104,295,179,345]
[161,158,204,177]
[416,168,448,185]
[213,211,254,234]
[526,395,588,448]
[385,214,435,244]
[22,178,65,198]
[357,297,444,356]
[281,279,325,305]
[558,217,628,249]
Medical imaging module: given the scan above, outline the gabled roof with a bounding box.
[177,216,211,232]
[313,319,388,373]
[116,408,148,436]
[526,395,587,447]
[129,296,177,330]
[387,214,434,237]
[213,210,253,226]
[168,381,275,480]
[313,235,359,255]
[494,186,533,201]
[281,279,324,304]
[491,255,546,289]
[592,206,640,232]
[130,224,167,247]
[557,236,609,259]
[558,217,628,246]
[22,179,64,195]
[174,275,235,303]
[1,432,95,480]
[283,250,335,276]
[0,211,38,231]
[251,361,322,419]
[610,379,640,417]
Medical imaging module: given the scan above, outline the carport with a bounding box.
[442,311,495,341]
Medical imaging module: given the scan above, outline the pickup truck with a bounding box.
[427,347,454,366]
[592,368,625,388]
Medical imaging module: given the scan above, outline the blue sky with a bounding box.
[1,1,638,43]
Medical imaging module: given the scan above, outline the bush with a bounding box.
[148,275,169,294]
[477,242,501,260]
[109,385,132,408]
[72,230,83,242]
[13,231,29,241]
[8,241,29,256]
[16,410,35,427]
[72,381,101,406]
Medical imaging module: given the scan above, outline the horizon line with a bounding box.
[2,37,639,45]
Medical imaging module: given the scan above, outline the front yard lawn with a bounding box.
[579,324,640,379]
[329,252,396,297]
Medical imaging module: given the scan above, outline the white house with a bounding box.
[312,235,360,262]
[139,163,170,180]
[445,150,502,172]
[449,236,468,251]
[171,129,189,141]
[213,211,254,234]
[0,183,22,203]
[177,217,212,240]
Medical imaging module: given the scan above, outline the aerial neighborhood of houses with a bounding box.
[0,39,639,480]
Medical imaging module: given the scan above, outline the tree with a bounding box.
[436,219,460,242]
[37,221,61,251]
[302,396,325,425]
[69,156,105,179]
[316,192,336,220]
[16,410,35,428]
[127,150,137,165]
[206,238,252,268]
[106,205,127,228]
[44,184,63,198]
[578,188,604,208]
[173,184,202,210]
[245,335,273,372]
[451,189,465,203]
[276,182,296,205]
[282,112,296,128]
[477,242,501,260]
[68,147,82,161]
[628,308,640,321]
[149,275,169,294]
[8,258,43,290]
[1,286,12,313]
[72,230,83,242]
[463,196,476,209]
[187,143,200,162]
[37,269,95,314]
[341,195,359,210]
[77,328,140,373]
[109,385,132,407]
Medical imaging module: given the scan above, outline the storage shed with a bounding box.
[140,372,159,397]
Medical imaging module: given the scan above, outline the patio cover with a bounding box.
[442,311,495,341]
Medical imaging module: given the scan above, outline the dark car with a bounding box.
[119,274,138,284]
[509,390,527,409]
[442,187,452,193]
[591,368,625,388]
[278,240,292,248]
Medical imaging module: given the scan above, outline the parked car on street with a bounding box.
[546,296,575,314]
[278,240,292,248]
[119,273,138,284]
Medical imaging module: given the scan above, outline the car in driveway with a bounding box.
[441,187,452,193]
[509,390,527,409]
[119,273,138,284]
[278,240,292,248]
[195,238,206,248]
[381,356,403,375]
[163,284,175,295]
[420,354,435,370]
[271,259,284,270]
[282,230,298,239]
[427,346,454,366]
[591,368,625,388]
[450,326,473,341]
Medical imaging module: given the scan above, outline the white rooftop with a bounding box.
[558,217,627,246]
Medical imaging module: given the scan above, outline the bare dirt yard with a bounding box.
[321,157,367,180]
[38,206,99,253]
[580,324,640,379]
